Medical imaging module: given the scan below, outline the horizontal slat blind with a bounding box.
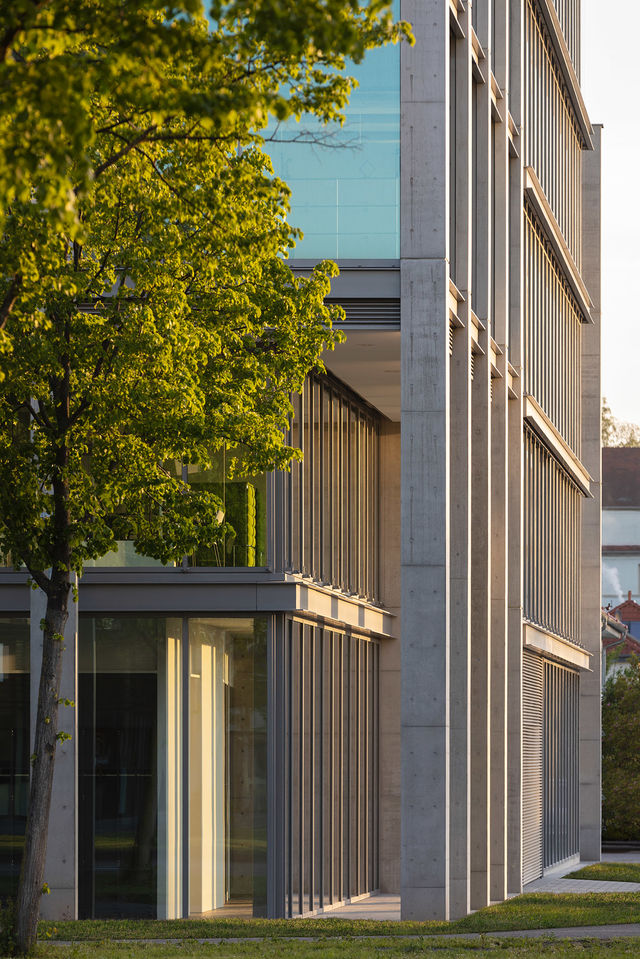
[523,649,544,885]
[325,298,400,329]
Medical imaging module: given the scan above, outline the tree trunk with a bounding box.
[14,586,69,955]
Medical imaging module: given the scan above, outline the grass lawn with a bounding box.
[29,937,640,959]
[35,893,640,942]
[566,864,640,884]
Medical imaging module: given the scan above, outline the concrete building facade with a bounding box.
[0,0,601,924]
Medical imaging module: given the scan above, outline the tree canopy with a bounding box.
[602,396,640,447]
[0,0,409,352]
[0,0,411,574]
[602,657,640,841]
[0,3,411,952]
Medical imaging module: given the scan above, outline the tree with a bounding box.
[0,3,411,952]
[602,657,640,840]
[602,396,640,447]
[0,0,410,355]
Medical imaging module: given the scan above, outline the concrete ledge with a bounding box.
[523,395,591,496]
[524,622,591,671]
[524,167,593,322]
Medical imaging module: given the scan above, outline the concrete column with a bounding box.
[378,422,401,893]
[469,51,492,915]
[579,124,602,862]
[449,314,471,919]
[400,0,451,920]
[506,0,525,895]
[30,586,78,920]
[448,0,473,920]
[470,335,491,911]
[490,357,508,903]
[489,31,511,903]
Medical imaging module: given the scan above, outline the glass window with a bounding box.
[265,3,400,260]
[279,620,379,915]
[78,615,267,919]
[84,453,267,569]
[189,617,267,917]
[187,452,267,568]
[79,617,177,918]
[282,373,380,601]
[0,618,29,899]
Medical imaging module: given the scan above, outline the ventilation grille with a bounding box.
[449,321,455,356]
[326,298,401,328]
[522,649,544,885]
[470,352,476,380]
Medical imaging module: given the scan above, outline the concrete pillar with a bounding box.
[449,313,471,918]
[378,422,401,893]
[579,124,602,862]
[489,13,511,901]
[400,0,451,920]
[469,43,492,915]
[30,586,78,920]
[506,0,525,895]
[448,0,473,921]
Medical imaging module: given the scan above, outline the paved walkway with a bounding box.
[314,853,640,920]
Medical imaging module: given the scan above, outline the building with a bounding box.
[0,0,601,923]
[602,448,640,606]
[601,605,635,686]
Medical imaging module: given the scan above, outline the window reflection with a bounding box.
[284,373,379,601]
[187,452,267,568]
[265,1,400,260]
[78,615,267,919]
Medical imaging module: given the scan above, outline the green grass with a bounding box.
[566,864,640,884]
[29,937,640,959]
[34,893,640,942]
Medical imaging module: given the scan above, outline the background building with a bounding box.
[0,0,601,923]
[602,447,640,606]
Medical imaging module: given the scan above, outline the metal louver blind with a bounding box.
[544,661,579,867]
[522,649,544,884]
[325,298,400,328]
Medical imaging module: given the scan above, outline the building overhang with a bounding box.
[524,621,592,671]
[523,394,592,496]
[524,167,593,323]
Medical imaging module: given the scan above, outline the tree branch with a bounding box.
[92,124,158,178]
[0,274,22,330]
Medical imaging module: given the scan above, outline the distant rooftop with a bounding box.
[603,448,640,508]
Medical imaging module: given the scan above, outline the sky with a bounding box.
[581,2,640,425]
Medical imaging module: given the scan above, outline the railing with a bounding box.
[524,204,582,454]
[524,0,582,268]
[523,426,582,644]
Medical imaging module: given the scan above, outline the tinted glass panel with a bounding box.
[0,618,29,899]
[265,4,400,260]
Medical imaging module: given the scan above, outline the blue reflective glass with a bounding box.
[266,18,400,260]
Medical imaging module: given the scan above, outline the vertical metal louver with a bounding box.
[522,649,544,884]
[544,661,579,867]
